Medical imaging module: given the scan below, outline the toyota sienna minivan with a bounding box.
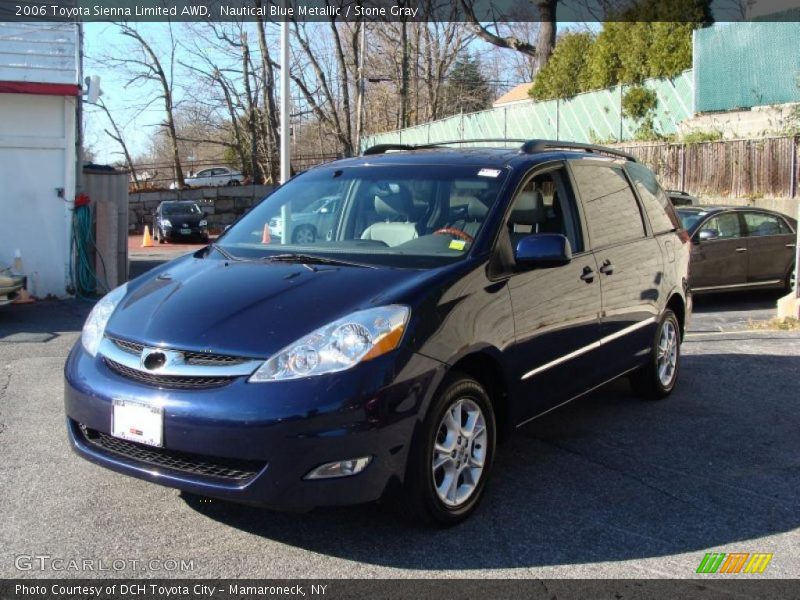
[65,140,691,525]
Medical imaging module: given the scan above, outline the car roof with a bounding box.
[316,140,637,172]
[318,147,629,172]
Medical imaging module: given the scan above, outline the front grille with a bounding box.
[111,337,250,366]
[104,357,234,389]
[78,425,264,482]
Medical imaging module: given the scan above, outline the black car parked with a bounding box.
[153,201,209,243]
[66,140,691,525]
[676,206,797,294]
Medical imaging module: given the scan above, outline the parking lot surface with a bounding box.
[1,251,798,579]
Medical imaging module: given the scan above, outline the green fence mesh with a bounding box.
[363,72,693,150]
[694,22,800,112]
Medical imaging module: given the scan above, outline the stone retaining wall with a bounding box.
[128,185,274,233]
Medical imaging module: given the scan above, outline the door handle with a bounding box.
[580,266,595,283]
[735,247,747,252]
[599,260,614,275]
[787,243,796,248]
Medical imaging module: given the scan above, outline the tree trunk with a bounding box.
[534,0,557,74]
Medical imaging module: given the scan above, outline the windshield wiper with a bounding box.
[211,243,241,262]
[265,253,376,269]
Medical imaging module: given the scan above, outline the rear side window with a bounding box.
[742,211,792,236]
[626,162,680,234]
[571,163,646,249]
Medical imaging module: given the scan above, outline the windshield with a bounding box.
[676,208,711,233]
[163,203,202,216]
[218,164,508,268]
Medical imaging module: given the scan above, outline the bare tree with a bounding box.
[109,22,186,187]
[89,98,140,188]
[459,0,556,75]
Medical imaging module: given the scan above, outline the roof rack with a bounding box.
[362,138,637,162]
[362,144,418,155]
[520,140,637,162]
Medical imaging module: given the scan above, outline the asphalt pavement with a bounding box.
[0,251,798,579]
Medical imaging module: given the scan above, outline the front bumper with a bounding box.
[64,342,445,507]
[164,227,208,239]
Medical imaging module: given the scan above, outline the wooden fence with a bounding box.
[617,137,799,199]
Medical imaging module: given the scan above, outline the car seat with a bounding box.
[360,184,418,246]
[509,191,545,247]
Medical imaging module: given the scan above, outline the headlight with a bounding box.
[81,283,128,357]
[199,219,208,227]
[162,219,172,228]
[249,305,409,382]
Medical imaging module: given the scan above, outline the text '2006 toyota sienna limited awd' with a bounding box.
[64,140,691,525]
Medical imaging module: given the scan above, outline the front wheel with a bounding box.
[631,309,681,399]
[402,375,495,526]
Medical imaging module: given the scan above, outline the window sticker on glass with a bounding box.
[478,168,502,178]
[449,239,467,251]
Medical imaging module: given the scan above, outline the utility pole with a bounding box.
[280,17,291,184]
[355,21,366,153]
[279,11,292,244]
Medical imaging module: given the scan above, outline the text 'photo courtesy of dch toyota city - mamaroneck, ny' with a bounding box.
[1,0,800,599]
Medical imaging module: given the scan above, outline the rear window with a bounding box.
[626,162,680,234]
[571,163,646,249]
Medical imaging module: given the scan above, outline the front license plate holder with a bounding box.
[111,399,164,447]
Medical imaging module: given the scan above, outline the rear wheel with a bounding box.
[292,225,316,244]
[402,375,495,526]
[631,309,681,400]
[786,266,796,294]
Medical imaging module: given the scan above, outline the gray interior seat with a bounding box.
[447,196,490,239]
[509,191,545,247]
[361,185,418,247]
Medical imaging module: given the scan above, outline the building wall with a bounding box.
[0,93,76,297]
[0,22,79,85]
[0,22,79,297]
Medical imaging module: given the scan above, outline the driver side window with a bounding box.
[507,168,583,253]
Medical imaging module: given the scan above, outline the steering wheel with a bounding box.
[433,227,474,243]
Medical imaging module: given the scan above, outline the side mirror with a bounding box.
[698,229,719,242]
[514,233,572,270]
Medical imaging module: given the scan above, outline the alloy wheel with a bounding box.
[431,398,488,508]
[657,319,678,387]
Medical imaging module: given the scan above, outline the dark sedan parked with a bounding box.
[66,140,690,525]
[676,206,797,294]
[153,201,209,244]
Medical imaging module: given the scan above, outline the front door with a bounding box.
[691,212,747,292]
[503,164,603,424]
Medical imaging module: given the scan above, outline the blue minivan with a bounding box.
[65,140,691,525]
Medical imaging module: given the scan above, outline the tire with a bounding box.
[631,309,681,400]
[292,225,316,244]
[785,266,796,294]
[401,374,496,526]
[227,179,241,187]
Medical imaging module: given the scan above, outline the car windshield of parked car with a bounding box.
[163,203,202,216]
[218,164,508,268]
[675,208,711,233]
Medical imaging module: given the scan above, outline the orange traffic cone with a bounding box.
[142,225,154,247]
[261,223,271,244]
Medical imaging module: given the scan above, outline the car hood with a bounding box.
[105,252,439,358]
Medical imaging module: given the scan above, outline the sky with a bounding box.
[81,0,753,165]
[82,21,571,165]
